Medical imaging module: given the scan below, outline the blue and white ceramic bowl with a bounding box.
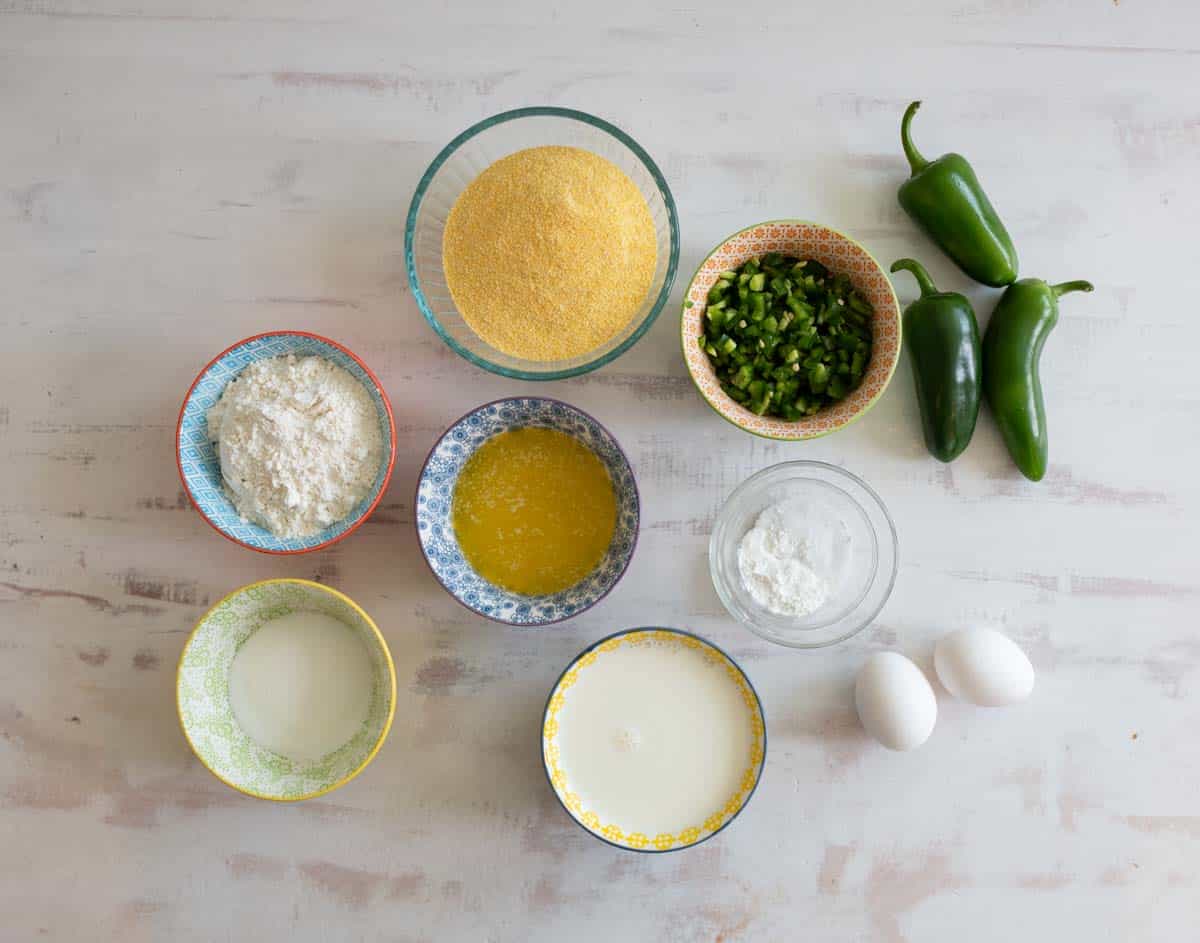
[176,331,397,554]
[415,398,639,626]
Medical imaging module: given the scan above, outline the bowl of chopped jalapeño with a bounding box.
[681,221,901,440]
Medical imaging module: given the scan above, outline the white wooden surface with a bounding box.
[3,1,1198,940]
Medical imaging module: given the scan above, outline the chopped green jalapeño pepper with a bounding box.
[898,101,1019,288]
[695,253,873,420]
[890,258,982,463]
[983,278,1093,481]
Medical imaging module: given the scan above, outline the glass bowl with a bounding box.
[709,461,898,649]
[405,107,680,381]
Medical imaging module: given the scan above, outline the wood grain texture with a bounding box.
[2,1,1198,940]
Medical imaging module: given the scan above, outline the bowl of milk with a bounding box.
[542,627,766,852]
[177,579,396,801]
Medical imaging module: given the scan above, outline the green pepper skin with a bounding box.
[983,278,1093,481]
[898,101,1019,288]
[890,259,982,463]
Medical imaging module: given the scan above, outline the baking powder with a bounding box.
[736,498,841,617]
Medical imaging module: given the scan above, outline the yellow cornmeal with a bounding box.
[442,145,657,362]
[451,427,617,596]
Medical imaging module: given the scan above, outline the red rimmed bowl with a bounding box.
[681,220,901,440]
[176,331,396,554]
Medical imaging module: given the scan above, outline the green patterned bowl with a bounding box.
[176,579,396,801]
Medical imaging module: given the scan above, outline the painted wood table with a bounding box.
[2,1,1197,940]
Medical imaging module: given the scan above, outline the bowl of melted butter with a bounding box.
[415,397,640,626]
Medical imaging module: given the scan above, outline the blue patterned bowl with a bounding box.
[415,398,639,626]
[176,331,397,554]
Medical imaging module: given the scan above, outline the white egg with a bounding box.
[934,627,1034,707]
[854,652,937,751]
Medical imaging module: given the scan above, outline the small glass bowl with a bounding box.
[709,461,898,649]
[405,106,680,381]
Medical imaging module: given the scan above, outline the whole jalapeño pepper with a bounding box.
[898,101,1019,288]
[890,258,982,463]
[983,278,1093,481]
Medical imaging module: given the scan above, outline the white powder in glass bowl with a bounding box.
[736,497,850,617]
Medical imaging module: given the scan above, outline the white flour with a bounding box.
[206,355,382,538]
[736,498,844,617]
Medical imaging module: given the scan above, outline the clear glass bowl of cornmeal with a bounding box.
[406,107,680,380]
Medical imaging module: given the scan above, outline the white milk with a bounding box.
[556,639,755,836]
[228,610,374,763]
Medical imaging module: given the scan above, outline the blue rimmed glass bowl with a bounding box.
[176,331,396,554]
[414,397,639,626]
[405,107,679,381]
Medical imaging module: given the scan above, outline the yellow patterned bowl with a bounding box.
[681,220,902,440]
[176,579,396,801]
[542,627,766,853]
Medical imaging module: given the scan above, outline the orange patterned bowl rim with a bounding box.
[680,220,901,440]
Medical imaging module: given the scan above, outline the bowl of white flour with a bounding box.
[177,332,396,553]
[709,461,898,648]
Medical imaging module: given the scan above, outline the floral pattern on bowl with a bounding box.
[541,627,767,853]
[681,220,902,440]
[176,331,396,554]
[176,579,396,801]
[415,397,639,626]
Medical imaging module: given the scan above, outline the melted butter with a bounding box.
[451,427,617,596]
